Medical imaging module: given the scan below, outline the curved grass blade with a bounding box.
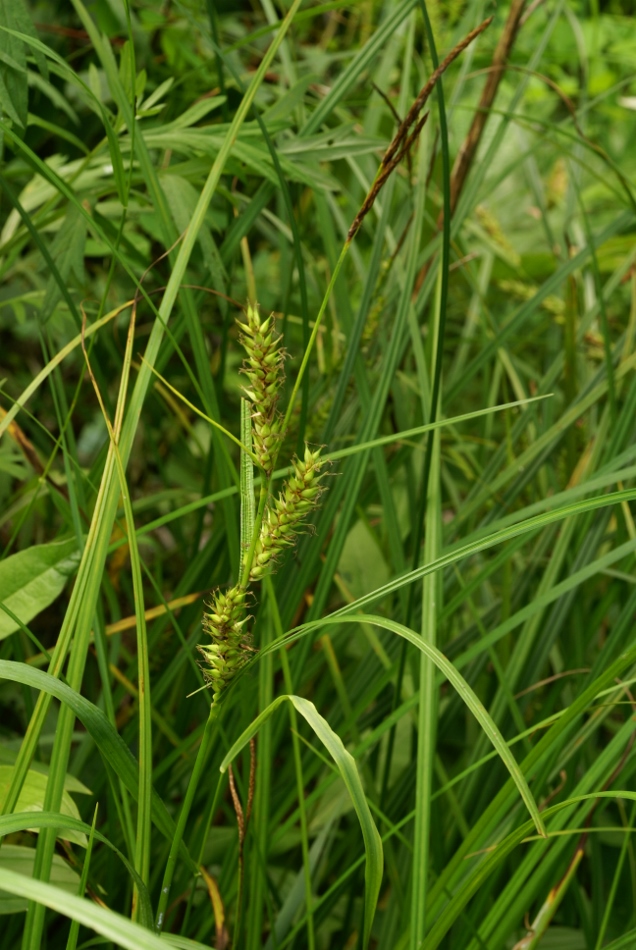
[292,615,545,837]
[0,811,152,929]
[304,487,636,621]
[220,694,383,949]
[0,867,212,950]
[0,661,193,866]
[0,301,132,439]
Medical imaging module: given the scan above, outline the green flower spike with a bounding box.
[238,302,285,475]
[198,584,249,702]
[250,446,324,581]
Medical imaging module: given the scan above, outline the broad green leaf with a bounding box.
[220,694,383,949]
[0,846,78,914]
[0,538,79,640]
[6,0,46,78]
[338,519,390,600]
[0,0,29,129]
[0,767,85,845]
[0,747,91,794]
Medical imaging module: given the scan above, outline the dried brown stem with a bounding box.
[347,16,493,242]
[383,16,493,171]
[412,2,527,296]
[227,763,245,845]
[371,82,403,128]
[246,737,256,827]
[448,0,527,217]
[228,745,257,948]
[373,82,415,177]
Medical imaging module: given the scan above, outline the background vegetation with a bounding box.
[2,0,636,947]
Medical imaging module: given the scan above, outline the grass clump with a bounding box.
[2,1,636,949]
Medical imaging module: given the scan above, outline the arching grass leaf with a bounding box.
[0,661,194,868]
[0,811,152,928]
[220,694,383,949]
[0,846,78,915]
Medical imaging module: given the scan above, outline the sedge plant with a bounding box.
[153,19,491,931]
[4,2,636,950]
[155,301,326,933]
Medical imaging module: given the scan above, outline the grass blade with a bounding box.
[220,694,384,949]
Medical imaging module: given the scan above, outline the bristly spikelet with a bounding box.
[249,446,324,581]
[198,585,249,702]
[238,302,285,475]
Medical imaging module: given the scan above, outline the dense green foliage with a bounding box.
[2,0,636,947]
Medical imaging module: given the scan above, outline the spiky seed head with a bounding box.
[199,584,250,702]
[238,303,285,475]
[248,447,325,582]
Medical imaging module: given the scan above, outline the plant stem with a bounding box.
[279,240,351,442]
[155,701,219,933]
[240,482,270,589]
[266,575,315,950]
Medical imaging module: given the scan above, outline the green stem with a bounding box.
[117,458,153,917]
[516,842,585,949]
[180,773,226,936]
[266,576,315,950]
[65,805,98,950]
[155,702,219,933]
[240,482,270,589]
[279,240,351,441]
